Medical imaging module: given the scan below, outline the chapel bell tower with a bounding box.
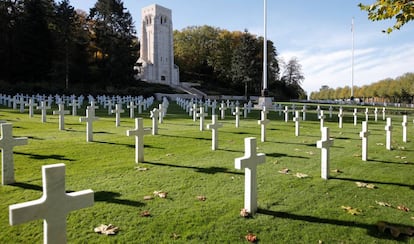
[136,4,180,86]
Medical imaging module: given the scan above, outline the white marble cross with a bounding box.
[104,100,113,115]
[234,137,265,215]
[402,115,408,143]
[219,102,227,120]
[150,108,159,135]
[293,110,300,136]
[192,104,198,121]
[317,127,333,180]
[243,103,248,119]
[316,105,321,117]
[127,101,137,119]
[196,106,208,131]
[338,107,344,129]
[233,106,242,128]
[353,108,358,126]
[53,103,70,131]
[382,107,386,120]
[25,98,37,118]
[79,107,99,142]
[283,106,289,122]
[9,163,94,244]
[37,101,51,123]
[68,98,80,116]
[364,108,369,121]
[0,123,28,185]
[158,104,165,124]
[257,106,270,142]
[111,104,124,127]
[385,117,392,150]
[17,96,25,113]
[126,118,151,163]
[302,105,307,121]
[359,121,370,161]
[319,110,326,131]
[329,106,333,118]
[88,101,99,117]
[374,107,378,122]
[207,115,223,150]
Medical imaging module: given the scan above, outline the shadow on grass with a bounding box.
[15,152,75,161]
[27,136,45,140]
[10,182,42,191]
[368,159,414,165]
[94,191,145,207]
[94,140,164,150]
[266,152,309,159]
[160,134,210,141]
[143,161,243,175]
[331,176,414,190]
[257,208,411,241]
[267,140,316,148]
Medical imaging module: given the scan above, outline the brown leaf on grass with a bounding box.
[356,182,376,189]
[245,233,257,243]
[143,195,153,200]
[153,191,168,198]
[240,208,250,218]
[353,153,361,157]
[397,205,410,212]
[140,210,151,217]
[331,169,342,173]
[341,206,362,215]
[197,195,207,201]
[377,221,414,238]
[135,167,149,171]
[170,233,180,240]
[295,172,309,178]
[376,143,384,146]
[94,224,119,235]
[375,201,392,207]
[278,168,289,174]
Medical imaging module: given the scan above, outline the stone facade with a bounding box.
[136,4,179,86]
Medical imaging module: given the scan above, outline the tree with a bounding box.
[89,0,138,88]
[359,0,414,33]
[280,57,305,99]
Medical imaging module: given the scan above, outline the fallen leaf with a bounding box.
[143,196,153,200]
[94,224,119,235]
[140,210,151,217]
[375,201,392,207]
[295,172,308,178]
[377,221,414,238]
[278,168,289,174]
[341,206,362,215]
[166,153,174,157]
[135,167,148,171]
[397,205,410,212]
[153,191,168,198]
[353,153,361,157]
[197,195,207,201]
[245,233,257,243]
[240,208,250,217]
[331,169,342,173]
[356,182,376,189]
[171,233,180,240]
[376,143,384,146]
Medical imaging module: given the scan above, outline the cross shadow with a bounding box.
[160,134,210,141]
[267,140,316,148]
[94,191,145,207]
[368,159,413,165]
[27,136,45,140]
[143,161,243,175]
[10,182,42,191]
[330,176,414,190]
[14,152,75,161]
[257,208,410,241]
[266,152,309,159]
[94,140,164,150]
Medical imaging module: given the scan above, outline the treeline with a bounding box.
[174,26,306,100]
[310,72,414,103]
[1,0,306,100]
[0,0,138,94]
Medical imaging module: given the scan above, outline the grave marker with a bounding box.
[293,110,300,136]
[150,108,159,135]
[37,101,51,123]
[0,123,28,185]
[359,121,370,161]
[126,118,151,163]
[127,101,137,118]
[207,115,223,150]
[9,163,94,244]
[52,103,70,131]
[319,110,325,131]
[353,108,358,126]
[283,106,289,122]
[364,108,369,121]
[219,102,227,120]
[111,104,124,127]
[234,137,265,215]
[233,106,242,128]
[196,107,208,131]
[316,127,333,180]
[402,115,408,143]
[382,107,386,120]
[374,107,378,122]
[25,98,37,118]
[79,107,98,142]
[385,117,392,150]
[338,107,343,128]
[302,105,307,121]
[257,107,270,142]
[68,98,80,116]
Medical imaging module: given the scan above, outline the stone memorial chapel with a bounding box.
[136,4,180,86]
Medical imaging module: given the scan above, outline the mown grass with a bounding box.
[0,101,413,243]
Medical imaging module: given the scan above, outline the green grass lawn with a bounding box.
[0,101,413,243]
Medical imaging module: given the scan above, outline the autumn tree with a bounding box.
[359,0,414,33]
[280,57,306,99]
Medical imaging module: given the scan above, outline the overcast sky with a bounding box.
[68,0,414,95]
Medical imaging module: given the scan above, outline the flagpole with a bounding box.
[351,17,354,98]
[262,0,268,95]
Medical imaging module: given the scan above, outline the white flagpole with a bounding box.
[263,0,268,94]
[351,17,355,98]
